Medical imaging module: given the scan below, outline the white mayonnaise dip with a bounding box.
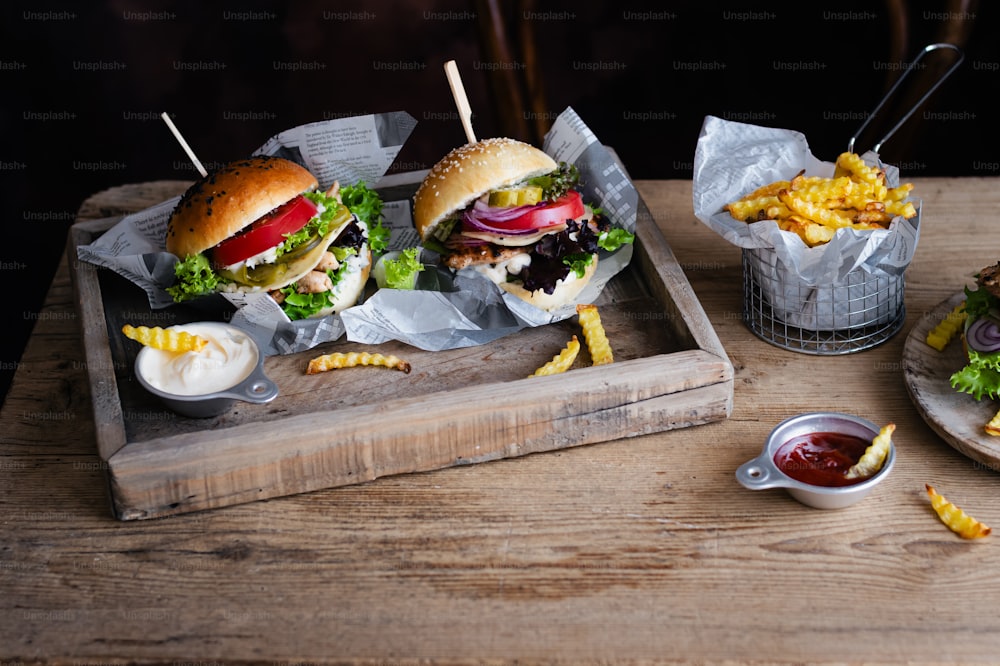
[137,322,257,396]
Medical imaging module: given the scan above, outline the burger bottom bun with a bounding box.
[305,249,372,319]
[498,254,598,312]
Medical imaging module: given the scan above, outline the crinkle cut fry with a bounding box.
[576,303,614,365]
[778,189,854,229]
[886,182,914,202]
[121,324,207,352]
[306,351,411,375]
[778,216,834,247]
[789,174,852,204]
[845,423,894,479]
[885,199,916,219]
[530,336,580,377]
[925,484,992,539]
[836,151,885,186]
[724,195,783,223]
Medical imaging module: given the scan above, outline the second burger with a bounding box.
[412,137,633,312]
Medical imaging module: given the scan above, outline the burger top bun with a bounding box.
[166,155,318,258]
[412,137,557,242]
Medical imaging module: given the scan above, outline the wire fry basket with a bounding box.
[742,247,906,354]
[741,42,962,355]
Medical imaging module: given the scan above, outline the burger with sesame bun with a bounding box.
[413,137,633,312]
[165,155,387,320]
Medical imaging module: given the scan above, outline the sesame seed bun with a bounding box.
[412,137,557,243]
[166,155,318,258]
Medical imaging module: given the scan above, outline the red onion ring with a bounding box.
[462,203,544,236]
[966,316,1000,353]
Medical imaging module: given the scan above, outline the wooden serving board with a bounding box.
[67,175,734,520]
[903,291,1000,470]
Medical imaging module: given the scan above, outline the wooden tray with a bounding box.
[68,174,734,520]
[903,291,1000,470]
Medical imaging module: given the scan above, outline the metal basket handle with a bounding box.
[847,42,965,155]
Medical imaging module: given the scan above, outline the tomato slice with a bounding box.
[211,195,318,266]
[500,190,585,230]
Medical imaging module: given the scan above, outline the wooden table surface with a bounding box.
[3,178,1000,664]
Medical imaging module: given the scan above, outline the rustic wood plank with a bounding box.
[108,349,730,519]
[66,226,128,462]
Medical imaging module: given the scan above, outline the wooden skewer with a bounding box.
[160,112,208,177]
[443,60,476,144]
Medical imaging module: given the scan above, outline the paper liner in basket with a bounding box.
[692,115,921,331]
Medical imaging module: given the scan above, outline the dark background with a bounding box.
[2,0,995,405]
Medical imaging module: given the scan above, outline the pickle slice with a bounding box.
[488,186,543,207]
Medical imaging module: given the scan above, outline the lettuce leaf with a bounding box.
[278,289,334,321]
[563,252,594,278]
[950,353,1000,401]
[951,346,1000,400]
[380,247,424,289]
[340,181,383,226]
[527,163,579,200]
[598,227,635,252]
[167,254,220,302]
[340,181,389,254]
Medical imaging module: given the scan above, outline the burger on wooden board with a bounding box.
[952,261,1000,401]
[412,137,633,312]
[164,155,387,320]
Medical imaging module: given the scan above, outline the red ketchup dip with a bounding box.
[773,431,871,487]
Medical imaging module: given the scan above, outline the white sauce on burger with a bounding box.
[471,253,532,284]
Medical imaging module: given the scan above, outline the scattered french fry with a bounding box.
[724,152,917,247]
[307,351,411,375]
[122,324,207,353]
[845,423,895,479]
[925,484,991,539]
[529,336,580,377]
[576,304,614,365]
[925,302,966,352]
